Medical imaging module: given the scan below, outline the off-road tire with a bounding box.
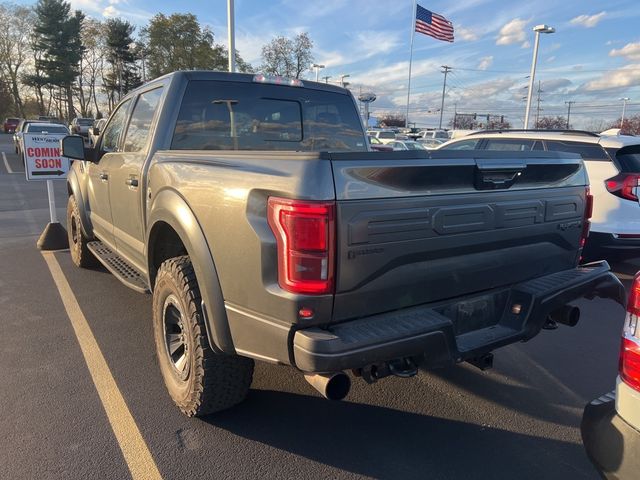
[153,256,254,416]
[67,195,96,268]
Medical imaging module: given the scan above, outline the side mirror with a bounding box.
[92,126,100,135]
[61,135,87,161]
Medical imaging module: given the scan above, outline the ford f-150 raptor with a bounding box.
[61,71,625,416]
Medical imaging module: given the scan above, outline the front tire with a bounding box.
[152,256,254,416]
[67,195,96,268]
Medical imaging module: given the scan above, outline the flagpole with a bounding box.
[405,0,417,128]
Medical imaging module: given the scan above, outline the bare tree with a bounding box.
[260,32,314,78]
[535,115,570,130]
[0,3,35,117]
[378,114,406,127]
[76,18,105,117]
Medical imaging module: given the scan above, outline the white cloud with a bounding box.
[570,11,606,28]
[457,27,479,42]
[609,42,640,61]
[477,56,493,70]
[521,40,530,49]
[584,64,640,91]
[102,5,118,17]
[496,18,527,46]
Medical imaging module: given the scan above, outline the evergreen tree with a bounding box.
[103,18,140,107]
[32,0,83,120]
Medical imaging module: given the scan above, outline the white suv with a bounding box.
[581,272,640,478]
[439,130,640,260]
[367,129,397,144]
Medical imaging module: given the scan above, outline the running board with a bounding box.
[87,241,149,293]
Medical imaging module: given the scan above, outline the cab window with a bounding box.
[101,99,131,152]
[124,88,163,152]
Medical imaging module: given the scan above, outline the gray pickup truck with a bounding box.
[61,71,625,417]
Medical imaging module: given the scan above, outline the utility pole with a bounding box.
[438,65,452,129]
[565,101,575,129]
[321,75,331,84]
[534,80,543,128]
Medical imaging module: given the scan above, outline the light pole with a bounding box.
[524,24,555,129]
[339,74,350,88]
[312,64,325,82]
[620,97,630,129]
[321,75,331,84]
[227,0,236,72]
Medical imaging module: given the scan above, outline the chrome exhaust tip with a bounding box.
[304,372,351,401]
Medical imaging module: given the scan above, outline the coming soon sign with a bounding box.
[24,133,70,181]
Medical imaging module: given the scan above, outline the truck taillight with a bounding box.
[605,173,640,201]
[580,187,593,248]
[620,274,640,392]
[267,197,335,294]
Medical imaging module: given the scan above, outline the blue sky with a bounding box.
[34,0,640,128]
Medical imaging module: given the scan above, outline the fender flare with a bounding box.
[66,169,92,238]
[146,188,235,354]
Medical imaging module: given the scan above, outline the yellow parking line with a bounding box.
[42,252,163,480]
[2,152,14,174]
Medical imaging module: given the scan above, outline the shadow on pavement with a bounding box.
[426,363,582,428]
[208,390,594,480]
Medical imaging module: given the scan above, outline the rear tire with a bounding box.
[67,195,96,268]
[152,256,254,416]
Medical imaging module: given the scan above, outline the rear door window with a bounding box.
[443,139,480,150]
[484,139,536,151]
[544,140,610,161]
[172,80,366,151]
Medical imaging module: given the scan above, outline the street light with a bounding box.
[620,97,631,129]
[524,24,555,129]
[312,63,325,82]
[339,74,350,88]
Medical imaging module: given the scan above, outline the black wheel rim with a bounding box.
[70,213,79,246]
[163,294,189,380]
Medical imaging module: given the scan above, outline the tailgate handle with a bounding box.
[475,161,526,190]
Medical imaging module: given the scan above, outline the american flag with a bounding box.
[415,4,454,42]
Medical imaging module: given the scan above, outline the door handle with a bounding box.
[125,178,139,187]
[99,172,109,181]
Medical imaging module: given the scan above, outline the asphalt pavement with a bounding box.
[0,132,635,479]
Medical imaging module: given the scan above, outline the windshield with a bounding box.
[434,131,448,139]
[378,131,395,139]
[172,80,366,152]
[26,125,68,133]
[78,118,94,125]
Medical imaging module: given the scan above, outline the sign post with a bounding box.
[23,133,70,250]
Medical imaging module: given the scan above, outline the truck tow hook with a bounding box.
[388,357,418,378]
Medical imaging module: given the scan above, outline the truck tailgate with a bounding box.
[329,150,588,322]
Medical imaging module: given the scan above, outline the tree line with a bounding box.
[0,0,315,122]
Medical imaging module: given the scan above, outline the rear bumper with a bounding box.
[293,261,624,372]
[581,392,640,479]
[587,231,640,251]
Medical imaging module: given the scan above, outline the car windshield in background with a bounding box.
[78,118,94,125]
[27,125,68,133]
[172,80,366,152]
